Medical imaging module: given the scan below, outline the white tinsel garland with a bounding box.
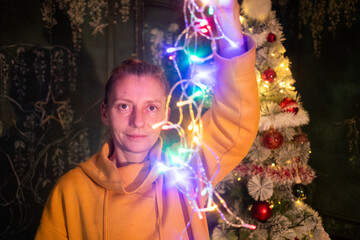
[241,0,272,21]
[247,175,274,201]
[259,107,309,132]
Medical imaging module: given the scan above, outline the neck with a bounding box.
[107,140,149,167]
[113,149,148,167]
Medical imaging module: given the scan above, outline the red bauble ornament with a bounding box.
[293,133,309,144]
[261,68,277,83]
[280,97,299,114]
[251,201,272,222]
[267,33,277,42]
[263,128,284,149]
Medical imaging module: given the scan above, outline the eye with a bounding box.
[118,104,130,110]
[147,105,158,112]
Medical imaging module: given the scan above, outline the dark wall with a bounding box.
[275,2,360,239]
[0,0,183,239]
[1,0,360,239]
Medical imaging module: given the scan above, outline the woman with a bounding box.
[35,0,259,239]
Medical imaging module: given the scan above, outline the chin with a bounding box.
[123,142,155,154]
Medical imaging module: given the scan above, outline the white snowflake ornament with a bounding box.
[247,175,274,201]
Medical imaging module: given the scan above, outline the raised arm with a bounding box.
[200,0,260,186]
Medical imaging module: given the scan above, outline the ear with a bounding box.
[101,102,110,126]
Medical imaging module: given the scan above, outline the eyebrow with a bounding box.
[113,99,163,105]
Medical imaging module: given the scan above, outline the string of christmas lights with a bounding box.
[151,0,256,236]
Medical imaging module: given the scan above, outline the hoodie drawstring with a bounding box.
[154,179,163,240]
[103,189,108,240]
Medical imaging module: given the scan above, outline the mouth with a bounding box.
[126,134,148,140]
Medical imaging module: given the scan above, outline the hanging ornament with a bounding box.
[262,128,284,149]
[261,67,277,83]
[292,184,307,201]
[247,175,274,201]
[293,133,309,144]
[266,32,276,42]
[251,201,272,222]
[280,97,299,114]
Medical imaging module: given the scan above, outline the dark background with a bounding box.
[0,0,359,239]
[273,1,360,239]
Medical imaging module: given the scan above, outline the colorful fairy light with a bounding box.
[152,0,256,236]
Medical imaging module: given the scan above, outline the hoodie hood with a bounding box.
[79,138,163,194]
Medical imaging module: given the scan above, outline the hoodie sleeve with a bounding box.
[201,35,259,186]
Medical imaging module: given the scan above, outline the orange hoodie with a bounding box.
[35,35,259,240]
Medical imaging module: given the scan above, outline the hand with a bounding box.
[214,0,238,12]
[198,0,239,12]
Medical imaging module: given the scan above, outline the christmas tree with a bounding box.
[211,1,331,239]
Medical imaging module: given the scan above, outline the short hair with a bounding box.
[104,59,170,106]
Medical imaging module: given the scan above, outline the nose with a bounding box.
[130,107,145,128]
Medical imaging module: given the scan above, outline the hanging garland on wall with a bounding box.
[41,0,131,53]
[278,0,359,55]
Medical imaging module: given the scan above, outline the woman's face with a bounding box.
[101,75,167,158]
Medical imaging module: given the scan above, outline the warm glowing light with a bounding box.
[243,224,257,230]
[157,0,257,232]
[237,177,241,181]
[199,19,208,27]
[167,47,183,53]
[201,28,209,33]
[193,124,199,132]
[249,27,253,32]
[157,162,169,172]
[152,120,167,129]
[201,187,208,196]
[264,84,269,88]
[280,63,285,68]
[271,163,276,167]
[170,156,183,165]
[177,100,192,107]
[198,205,218,212]
[271,53,275,57]
[161,125,173,130]
[193,136,199,143]
[239,15,244,24]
